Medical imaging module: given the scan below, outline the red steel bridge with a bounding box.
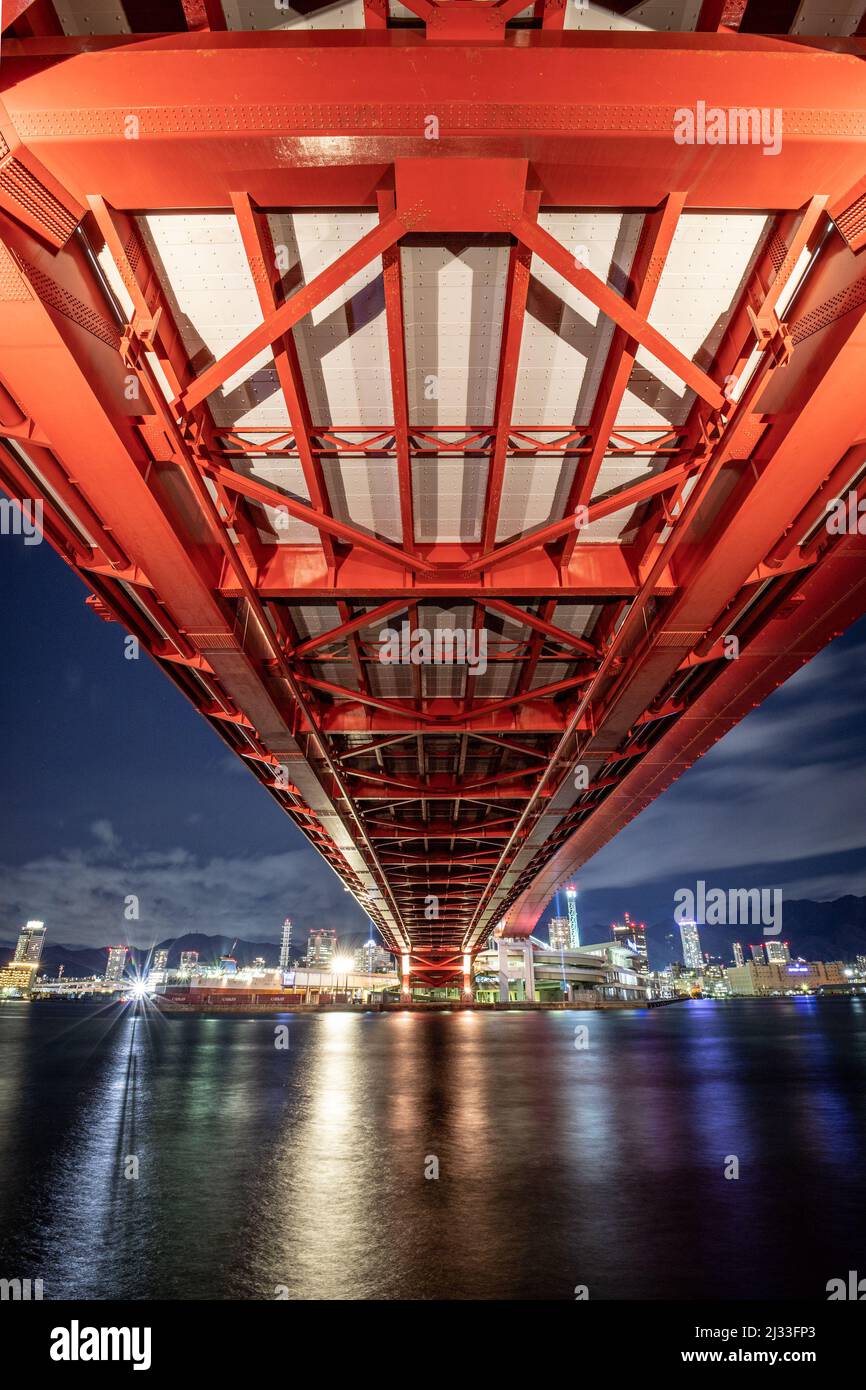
[2,1,866,991]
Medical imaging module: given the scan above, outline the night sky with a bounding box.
[2,531,865,949]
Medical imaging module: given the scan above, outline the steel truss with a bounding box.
[2,19,866,984]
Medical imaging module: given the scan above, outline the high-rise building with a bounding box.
[105,945,128,983]
[354,938,392,974]
[765,940,790,964]
[750,943,765,964]
[631,919,648,960]
[548,917,569,949]
[279,917,293,971]
[732,941,744,967]
[680,920,703,971]
[613,912,646,960]
[179,950,199,976]
[149,947,169,984]
[14,920,46,964]
[305,928,336,969]
[565,885,580,949]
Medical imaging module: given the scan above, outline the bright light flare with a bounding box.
[330,954,355,975]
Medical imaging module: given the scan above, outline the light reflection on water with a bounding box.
[1,999,865,1300]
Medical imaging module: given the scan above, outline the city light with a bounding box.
[330,954,355,976]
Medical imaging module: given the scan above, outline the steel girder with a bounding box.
[2,27,866,984]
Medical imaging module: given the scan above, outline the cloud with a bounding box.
[575,631,866,897]
[89,819,118,849]
[0,839,366,948]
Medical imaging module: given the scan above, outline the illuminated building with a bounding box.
[703,963,731,998]
[104,945,127,983]
[14,920,46,964]
[548,917,569,949]
[148,947,169,985]
[679,920,703,972]
[305,928,336,969]
[179,950,199,976]
[732,941,744,967]
[765,940,790,964]
[726,961,847,996]
[354,939,392,974]
[565,885,580,949]
[219,956,238,975]
[279,917,292,971]
[630,919,648,960]
[613,912,647,962]
[750,943,765,963]
[0,961,40,998]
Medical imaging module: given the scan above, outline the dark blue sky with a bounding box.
[2,531,865,948]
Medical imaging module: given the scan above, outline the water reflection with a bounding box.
[1,1000,865,1299]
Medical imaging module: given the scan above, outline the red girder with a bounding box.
[3,22,866,981]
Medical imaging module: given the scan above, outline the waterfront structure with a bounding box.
[680,921,703,972]
[158,961,400,1009]
[279,918,292,971]
[473,936,648,1005]
[31,975,119,998]
[732,941,745,967]
[0,960,41,998]
[726,961,847,996]
[765,940,790,964]
[565,886,580,949]
[548,917,569,950]
[104,945,127,984]
[13,920,46,964]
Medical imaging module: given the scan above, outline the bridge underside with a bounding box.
[2,6,866,986]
